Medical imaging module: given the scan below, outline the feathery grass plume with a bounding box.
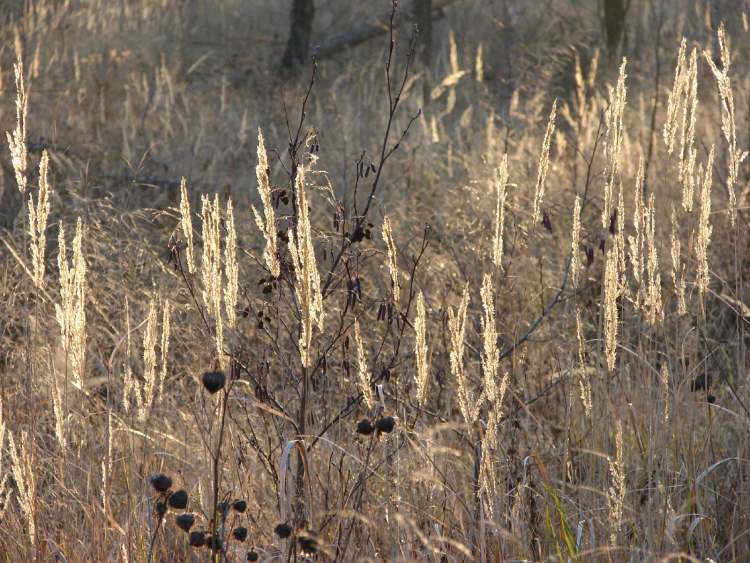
[179,178,196,274]
[288,165,324,368]
[382,216,400,311]
[704,24,747,225]
[575,308,592,419]
[573,51,586,116]
[480,274,499,403]
[660,363,670,424]
[680,48,699,212]
[252,128,280,278]
[492,155,509,269]
[449,284,481,425]
[663,38,687,154]
[224,199,238,330]
[50,365,65,450]
[661,38,698,210]
[28,150,51,289]
[6,49,28,194]
[449,30,460,75]
[474,43,484,82]
[159,300,171,403]
[603,246,619,371]
[139,298,158,421]
[602,60,627,229]
[531,99,557,225]
[670,207,687,315]
[571,194,582,287]
[616,187,628,294]
[200,194,224,366]
[9,431,36,546]
[607,419,626,545]
[479,393,505,517]
[644,194,663,326]
[55,218,87,388]
[696,146,715,301]
[134,298,170,419]
[414,292,429,406]
[354,319,373,409]
[628,156,646,306]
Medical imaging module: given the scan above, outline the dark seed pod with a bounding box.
[375,416,396,434]
[356,419,374,435]
[202,371,226,394]
[150,473,172,492]
[275,522,292,538]
[168,489,188,510]
[233,526,248,542]
[189,531,206,547]
[176,513,195,532]
[542,211,553,232]
[585,246,594,267]
[247,550,259,562]
[298,531,318,554]
[218,501,230,517]
[155,501,167,517]
[232,500,247,513]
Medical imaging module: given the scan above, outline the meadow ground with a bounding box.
[1,0,750,561]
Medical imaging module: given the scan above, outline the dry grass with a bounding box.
[1,0,750,561]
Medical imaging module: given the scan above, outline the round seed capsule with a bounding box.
[168,489,188,510]
[202,371,226,394]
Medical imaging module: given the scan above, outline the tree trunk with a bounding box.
[603,0,627,66]
[282,0,315,77]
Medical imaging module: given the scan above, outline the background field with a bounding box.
[1,0,750,561]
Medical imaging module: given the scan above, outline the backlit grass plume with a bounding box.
[179,178,196,274]
[449,284,480,425]
[414,292,429,406]
[201,194,224,365]
[55,218,87,389]
[492,155,509,269]
[288,165,323,368]
[531,100,557,225]
[383,215,400,311]
[704,24,747,226]
[28,150,51,289]
[602,59,627,229]
[252,128,280,278]
[6,49,28,194]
